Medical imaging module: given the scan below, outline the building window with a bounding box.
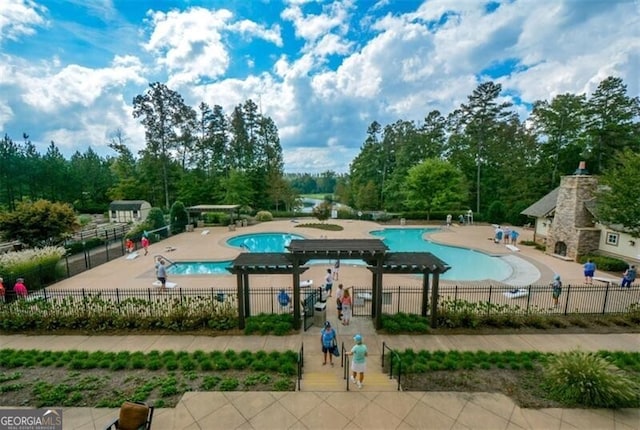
[111,210,116,217]
[133,210,139,218]
[606,232,619,246]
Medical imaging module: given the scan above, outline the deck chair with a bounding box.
[104,401,154,430]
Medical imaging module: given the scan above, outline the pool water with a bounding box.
[369,228,512,281]
[226,232,304,252]
[167,228,513,281]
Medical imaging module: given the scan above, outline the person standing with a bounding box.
[347,334,368,389]
[13,278,28,298]
[583,259,596,284]
[125,238,134,253]
[141,235,150,256]
[320,321,337,366]
[277,289,291,311]
[324,268,333,298]
[510,229,520,245]
[155,258,167,291]
[0,277,5,302]
[332,259,340,280]
[503,226,511,244]
[621,265,637,288]
[446,214,452,228]
[335,284,344,320]
[551,274,562,308]
[341,289,352,325]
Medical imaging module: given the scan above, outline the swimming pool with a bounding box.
[167,228,513,281]
[369,228,512,281]
[167,232,303,275]
[226,232,304,252]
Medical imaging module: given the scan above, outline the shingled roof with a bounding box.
[520,187,559,217]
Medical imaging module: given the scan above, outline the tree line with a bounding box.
[0,77,638,227]
[344,76,639,223]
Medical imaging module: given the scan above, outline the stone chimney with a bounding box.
[546,162,600,260]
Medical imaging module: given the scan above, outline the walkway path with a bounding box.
[0,331,638,429]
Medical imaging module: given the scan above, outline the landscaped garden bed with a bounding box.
[0,349,297,408]
[393,350,640,409]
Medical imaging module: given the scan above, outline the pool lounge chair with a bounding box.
[503,288,528,299]
[152,281,177,289]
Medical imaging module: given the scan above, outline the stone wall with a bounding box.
[547,175,598,261]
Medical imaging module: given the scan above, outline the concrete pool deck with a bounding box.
[48,219,623,292]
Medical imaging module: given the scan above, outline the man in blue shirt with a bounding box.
[277,289,290,311]
[584,259,596,285]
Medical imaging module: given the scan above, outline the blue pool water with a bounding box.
[226,232,304,252]
[369,228,512,281]
[167,228,513,281]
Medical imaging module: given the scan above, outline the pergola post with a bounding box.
[242,273,250,317]
[374,256,384,330]
[292,258,301,330]
[370,270,377,318]
[430,273,440,328]
[236,273,245,329]
[421,273,430,317]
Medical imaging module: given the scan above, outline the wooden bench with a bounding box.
[592,276,619,287]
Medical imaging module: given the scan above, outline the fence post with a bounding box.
[82,289,87,312]
[525,285,532,314]
[271,287,274,314]
[488,285,492,314]
[563,284,571,315]
[397,285,401,314]
[454,285,458,309]
[602,284,610,314]
[116,288,120,305]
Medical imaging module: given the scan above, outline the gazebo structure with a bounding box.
[227,238,450,330]
[186,205,241,224]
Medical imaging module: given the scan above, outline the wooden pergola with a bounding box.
[186,205,241,223]
[227,239,450,330]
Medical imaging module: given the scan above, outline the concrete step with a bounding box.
[299,372,345,391]
[300,371,400,392]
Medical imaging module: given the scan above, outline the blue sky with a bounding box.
[1,0,638,173]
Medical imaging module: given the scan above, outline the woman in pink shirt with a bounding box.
[13,278,28,298]
[341,289,352,325]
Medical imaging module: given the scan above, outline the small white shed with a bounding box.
[109,200,151,223]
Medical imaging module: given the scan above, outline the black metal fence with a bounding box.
[0,226,172,291]
[348,283,639,317]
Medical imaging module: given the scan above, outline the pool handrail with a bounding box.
[154,254,176,265]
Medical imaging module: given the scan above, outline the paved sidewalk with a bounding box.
[0,332,638,429]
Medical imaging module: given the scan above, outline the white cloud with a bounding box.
[19,59,146,112]
[281,0,354,44]
[0,0,47,43]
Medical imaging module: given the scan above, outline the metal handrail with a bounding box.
[154,254,176,265]
[297,342,304,391]
[381,341,402,391]
[342,341,351,391]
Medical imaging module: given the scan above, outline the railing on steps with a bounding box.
[341,341,351,391]
[381,341,402,391]
[297,342,304,391]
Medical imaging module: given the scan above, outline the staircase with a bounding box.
[299,313,400,392]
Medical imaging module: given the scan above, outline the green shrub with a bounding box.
[202,212,231,225]
[544,351,639,408]
[170,201,189,234]
[577,255,628,272]
[244,314,293,335]
[381,313,429,333]
[255,211,273,222]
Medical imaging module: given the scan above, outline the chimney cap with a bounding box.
[574,161,589,175]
